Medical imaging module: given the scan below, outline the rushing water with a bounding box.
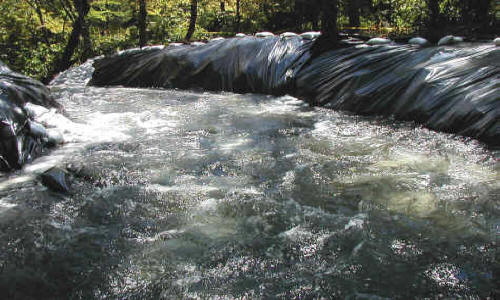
[0,61,499,299]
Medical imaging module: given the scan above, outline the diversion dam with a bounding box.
[0,36,498,298]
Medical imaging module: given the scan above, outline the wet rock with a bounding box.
[494,37,500,46]
[40,167,71,193]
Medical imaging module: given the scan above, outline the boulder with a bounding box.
[40,167,71,193]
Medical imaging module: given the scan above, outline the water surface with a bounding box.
[0,61,498,299]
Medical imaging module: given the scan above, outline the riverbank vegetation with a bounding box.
[1,0,498,82]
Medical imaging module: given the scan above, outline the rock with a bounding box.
[366,37,391,45]
[281,32,298,38]
[235,33,247,37]
[191,42,206,46]
[438,35,464,46]
[300,31,321,40]
[40,167,71,193]
[169,43,183,47]
[494,37,500,46]
[408,37,429,46]
[255,32,274,38]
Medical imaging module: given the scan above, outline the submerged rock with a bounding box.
[40,167,71,193]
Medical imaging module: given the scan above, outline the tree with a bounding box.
[235,0,241,32]
[185,0,198,40]
[311,0,339,58]
[54,0,92,75]
[425,0,441,42]
[138,0,147,47]
[348,0,362,27]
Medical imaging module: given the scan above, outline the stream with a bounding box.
[0,60,498,299]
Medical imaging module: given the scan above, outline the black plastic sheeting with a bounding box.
[90,37,312,94]
[90,37,500,148]
[0,61,60,171]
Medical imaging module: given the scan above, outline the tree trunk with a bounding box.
[235,0,241,32]
[220,1,225,12]
[138,0,147,47]
[81,19,93,61]
[311,0,338,58]
[56,0,91,74]
[348,0,361,28]
[425,0,441,42]
[185,0,198,41]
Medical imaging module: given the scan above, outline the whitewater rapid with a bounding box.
[0,59,498,299]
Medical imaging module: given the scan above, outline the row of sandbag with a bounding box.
[89,36,499,147]
[0,61,62,171]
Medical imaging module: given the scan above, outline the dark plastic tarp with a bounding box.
[90,38,500,148]
[0,62,60,171]
[91,36,312,95]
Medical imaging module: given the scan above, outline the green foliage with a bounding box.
[0,0,497,81]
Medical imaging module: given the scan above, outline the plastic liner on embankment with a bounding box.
[0,61,61,171]
[89,37,500,148]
